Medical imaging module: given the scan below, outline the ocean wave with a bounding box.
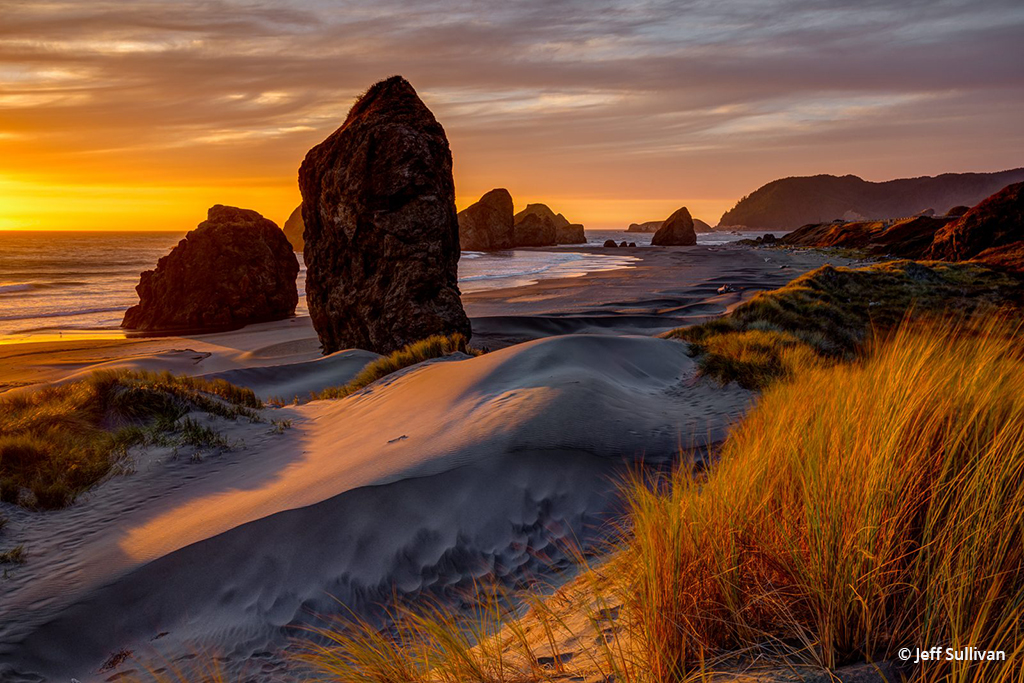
[459,257,587,282]
[0,280,92,295]
[0,306,126,323]
[0,283,34,294]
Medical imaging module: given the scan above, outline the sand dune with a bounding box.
[0,334,750,680]
[200,348,381,400]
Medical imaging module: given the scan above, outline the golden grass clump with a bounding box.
[0,370,261,509]
[669,260,1022,388]
[294,597,522,683]
[316,333,481,400]
[622,317,1024,681]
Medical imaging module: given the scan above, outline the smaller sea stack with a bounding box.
[458,189,515,251]
[122,205,299,331]
[652,207,697,246]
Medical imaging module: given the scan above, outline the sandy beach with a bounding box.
[0,242,866,680]
[0,244,849,394]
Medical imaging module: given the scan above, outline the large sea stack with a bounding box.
[298,76,471,355]
[458,189,515,251]
[122,205,299,331]
[928,182,1024,264]
[652,207,697,246]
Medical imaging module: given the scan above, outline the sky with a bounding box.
[1,0,1023,231]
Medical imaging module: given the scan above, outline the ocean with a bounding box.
[0,229,754,343]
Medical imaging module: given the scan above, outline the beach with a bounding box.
[0,241,860,680]
[0,240,840,393]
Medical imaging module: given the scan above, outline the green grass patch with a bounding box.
[316,334,481,400]
[0,370,262,509]
[668,260,1023,388]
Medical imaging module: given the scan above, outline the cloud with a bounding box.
[0,0,1022,227]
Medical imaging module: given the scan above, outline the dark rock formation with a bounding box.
[122,205,299,331]
[929,182,1024,263]
[283,205,304,251]
[652,207,697,246]
[946,205,970,217]
[619,241,628,247]
[719,168,1024,230]
[513,203,584,245]
[513,213,557,246]
[628,242,636,247]
[458,189,515,251]
[556,223,586,244]
[297,76,471,355]
[603,239,618,248]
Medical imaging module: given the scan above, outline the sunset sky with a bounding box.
[1,0,1023,231]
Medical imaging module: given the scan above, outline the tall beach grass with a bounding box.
[621,317,1024,680]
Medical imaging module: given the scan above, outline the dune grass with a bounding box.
[669,260,1022,388]
[315,333,481,401]
[294,594,537,683]
[276,316,1024,683]
[620,317,1024,681]
[0,370,261,509]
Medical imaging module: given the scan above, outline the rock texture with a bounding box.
[513,203,584,245]
[513,213,557,246]
[458,189,515,251]
[282,205,304,251]
[297,76,471,355]
[122,205,299,331]
[928,182,1024,262]
[651,207,697,246]
[556,223,586,244]
[782,216,951,259]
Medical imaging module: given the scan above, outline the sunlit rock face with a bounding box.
[458,188,515,251]
[652,206,697,246]
[122,205,298,332]
[298,76,471,355]
[929,182,1024,263]
[282,205,304,251]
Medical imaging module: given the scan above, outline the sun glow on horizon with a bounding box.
[0,172,737,232]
